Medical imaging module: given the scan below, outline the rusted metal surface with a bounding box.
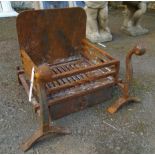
[16,8,86,65]
[125,44,146,82]
[21,125,70,152]
[107,44,146,113]
[16,8,145,151]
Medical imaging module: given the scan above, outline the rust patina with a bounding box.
[16,8,145,151]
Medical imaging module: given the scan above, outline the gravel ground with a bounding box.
[0,9,155,153]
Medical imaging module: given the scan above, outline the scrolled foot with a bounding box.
[107,97,127,114]
[128,96,141,103]
[20,128,43,152]
[48,126,71,135]
[21,126,70,152]
[107,96,141,114]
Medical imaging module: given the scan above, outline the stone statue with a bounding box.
[0,1,18,17]
[33,1,72,10]
[121,1,149,36]
[85,1,112,43]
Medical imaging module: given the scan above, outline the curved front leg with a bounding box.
[21,125,71,152]
[21,64,71,152]
[107,96,140,114]
[107,44,146,114]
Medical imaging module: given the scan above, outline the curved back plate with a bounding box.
[16,8,86,65]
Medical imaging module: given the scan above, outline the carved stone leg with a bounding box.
[121,7,134,31]
[98,4,112,42]
[107,96,140,114]
[132,2,147,26]
[85,7,100,43]
[121,2,149,36]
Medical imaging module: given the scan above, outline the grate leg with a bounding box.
[21,125,70,152]
[107,96,140,114]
